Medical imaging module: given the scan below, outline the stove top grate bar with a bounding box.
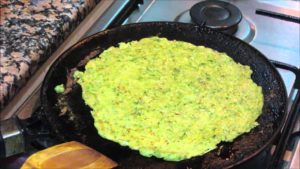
[256,9,300,24]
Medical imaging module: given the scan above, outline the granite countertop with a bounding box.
[0,0,100,110]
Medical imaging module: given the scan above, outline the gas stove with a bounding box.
[1,0,299,169]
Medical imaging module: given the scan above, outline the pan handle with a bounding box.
[0,117,25,158]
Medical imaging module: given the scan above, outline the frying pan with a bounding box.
[40,22,287,169]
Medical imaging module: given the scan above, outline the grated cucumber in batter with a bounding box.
[74,37,263,161]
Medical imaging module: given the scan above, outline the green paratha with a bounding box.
[74,37,263,161]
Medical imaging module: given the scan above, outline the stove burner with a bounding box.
[190,0,242,34]
[174,10,255,43]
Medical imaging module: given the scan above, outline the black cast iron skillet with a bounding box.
[40,22,287,169]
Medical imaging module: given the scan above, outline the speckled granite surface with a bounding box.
[0,0,100,110]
